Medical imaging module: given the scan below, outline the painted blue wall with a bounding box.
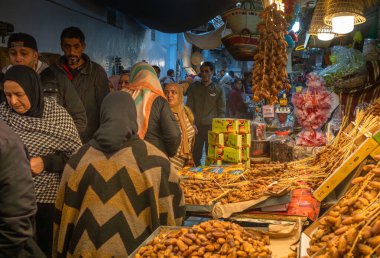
[0,0,178,78]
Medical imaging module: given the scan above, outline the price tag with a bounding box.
[262,105,274,118]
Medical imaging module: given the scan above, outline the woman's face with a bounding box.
[3,80,31,114]
[235,80,243,90]
[119,74,130,90]
[164,85,180,106]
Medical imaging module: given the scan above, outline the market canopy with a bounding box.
[95,0,235,33]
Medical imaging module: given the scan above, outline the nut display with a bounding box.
[134,220,272,258]
[178,102,380,207]
[307,158,380,258]
[252,3,291,104]
[180,179,226,205]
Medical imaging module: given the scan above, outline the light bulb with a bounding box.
[292,21,300,33]
[317,32,334,41]
[332,16,354,34]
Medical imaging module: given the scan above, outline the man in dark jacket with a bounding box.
[53,27,110,143]
[186,61,226,166]
[2,32,87,133]
[0,119,45,258]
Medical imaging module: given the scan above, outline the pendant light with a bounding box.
[309,0,336,41]
[324,0,366,35]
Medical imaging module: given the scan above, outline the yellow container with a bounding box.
[205,156,223,166]
[224,133,242,148]
[208,131,225,146]
[241,133,252,147]
[223,146,242,163]
[208,144,224,159]
[235,119,251,134]
[212,118,238,133]
[242,147,250,160]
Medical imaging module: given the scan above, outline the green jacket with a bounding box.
[186,81,226,126]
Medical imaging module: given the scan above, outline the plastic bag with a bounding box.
[318,46,366,87]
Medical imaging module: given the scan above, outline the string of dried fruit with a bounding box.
[180,179,225,205]
[307,158,380,258]
[135,220,272,258]
[252,3,291,104]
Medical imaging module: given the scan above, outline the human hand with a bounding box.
[30,157,44,175]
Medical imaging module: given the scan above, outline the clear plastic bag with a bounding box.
[318,46,366,87]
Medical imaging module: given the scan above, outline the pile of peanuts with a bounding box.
[307,157,380,258]
[134,220,272,258]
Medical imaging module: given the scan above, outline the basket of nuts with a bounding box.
[130,220,272,257]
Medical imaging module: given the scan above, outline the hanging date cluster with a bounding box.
[252,3,291,104]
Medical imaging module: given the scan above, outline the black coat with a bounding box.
[53,54,110,143]
[0,119,45,258]
[144,96,181,157]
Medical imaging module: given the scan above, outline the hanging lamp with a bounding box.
[324,0,366,34]
[308,0,336,41]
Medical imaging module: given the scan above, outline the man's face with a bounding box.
[8,45,38,68]
[61,38,85,66]
[200,66,213,84]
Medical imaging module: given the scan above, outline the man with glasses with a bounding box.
[186,62,226,166]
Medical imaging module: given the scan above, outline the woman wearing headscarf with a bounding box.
[123,62,181,157]
[52,92,185,257]
[229,78,248,118]
[0,65,82,257]
[164,83,196,170]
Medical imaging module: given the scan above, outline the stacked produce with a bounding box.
[134,220,272,258]
[178,100,380,207]
[252,3,291,104]
[207,118,251,167]
[307,158,380,258]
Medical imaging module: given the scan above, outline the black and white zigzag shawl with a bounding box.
[0,97,82,203]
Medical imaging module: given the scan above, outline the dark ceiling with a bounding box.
[94,0,236,33]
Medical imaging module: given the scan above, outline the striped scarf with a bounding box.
[122,62,166,139]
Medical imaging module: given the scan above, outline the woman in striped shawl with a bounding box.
[164,83,196,170]
[0,65,82,256]
[53,92,185,257]
[122,62,181,157]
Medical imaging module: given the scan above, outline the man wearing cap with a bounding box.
[53,27,110,143]
[1,32,87,133]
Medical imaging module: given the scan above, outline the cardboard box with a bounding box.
[207,145,224,159]
[205,156,223,166]
[235,119,251,133]
[313,136,379,201]
[208,131,224,146]
[242,147,250,160]
[212,118,237,133]
[241,133,252,147]
[224,133,242,148]
[223,146,242,162]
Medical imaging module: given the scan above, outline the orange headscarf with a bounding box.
[122,62,166,139]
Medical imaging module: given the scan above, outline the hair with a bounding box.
[60,27,85,44]
[152,65,161,74]
[167,69,174,76]
[228,71,235,78]
[201,61,214,71]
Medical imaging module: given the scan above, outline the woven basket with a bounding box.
[222,7,261,34]
[333,73,368,93]
[221,33,259,61]
[309,0,342,38]
[324,0,366,26]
